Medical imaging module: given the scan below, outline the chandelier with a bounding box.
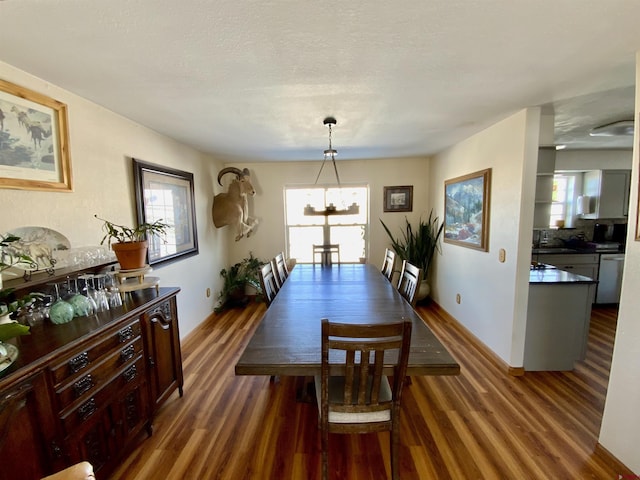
[304,117,360,216]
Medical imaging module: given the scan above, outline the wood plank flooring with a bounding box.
[109,302,633,479]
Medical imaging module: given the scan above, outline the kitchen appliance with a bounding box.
[596,253,625,304]
[612,223,627,244]
[593,223,608,243]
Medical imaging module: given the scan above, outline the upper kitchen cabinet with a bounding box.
[533,147,556,229]
[581,169,631,219]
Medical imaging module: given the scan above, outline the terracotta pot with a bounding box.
[111,241,148,270]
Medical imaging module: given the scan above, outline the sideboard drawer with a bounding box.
[49,319,142,386]
[54,336,143,411]
[58,354,145,434]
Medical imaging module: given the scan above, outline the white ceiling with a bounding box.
[0,0,638,162]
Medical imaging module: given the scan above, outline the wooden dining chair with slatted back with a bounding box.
[273,251,289,287]
[315,318,412,480]
[397,260,423,307]
[380,248,396,282]
[259,261,279,307]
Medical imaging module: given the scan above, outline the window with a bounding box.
[284,186,369,263]
[550,175,575,227]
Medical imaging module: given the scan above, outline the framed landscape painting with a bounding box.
[0,79,72,192]
[444,168,491,251]
[133,159,199,266]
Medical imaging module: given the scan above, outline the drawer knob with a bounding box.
[73,375,94,398]
[123,364,138,383]
[121,344,136,363]
[69,352,90,374]
[119,326,134,343]
[78,398,97,421]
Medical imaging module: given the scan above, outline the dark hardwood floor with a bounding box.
[109,302,633,479]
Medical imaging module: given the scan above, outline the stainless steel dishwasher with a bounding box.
[596,253,625,304]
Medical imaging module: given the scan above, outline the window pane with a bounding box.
[285,185,369,263]
[288,226,324,263]
[330,226,366,262]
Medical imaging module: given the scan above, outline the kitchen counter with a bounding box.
[525,270,596,371]
[529,266,596,284]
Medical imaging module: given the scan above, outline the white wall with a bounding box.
[599,53,640,473]
[428,108,541,366]
[0,60,228,338]
[220,158,430,269]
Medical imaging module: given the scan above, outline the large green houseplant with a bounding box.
[380,209,444,298]
[95,215,170,269]
[215,253,266,312]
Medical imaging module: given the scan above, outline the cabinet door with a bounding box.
[0,374,58,479]
[142,297,184,412]
[599,170,630,218]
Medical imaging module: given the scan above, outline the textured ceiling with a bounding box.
[0,0,638,162]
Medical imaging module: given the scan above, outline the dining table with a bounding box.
[235,263,460,377]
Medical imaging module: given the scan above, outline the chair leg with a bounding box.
[391,422,400,480]
[321,427,329,480]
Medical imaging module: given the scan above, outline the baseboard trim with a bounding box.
[425,302,525,377]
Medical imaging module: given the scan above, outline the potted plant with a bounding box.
[215,253,266,312]
[0,234,34,362]
[95,215,170,270]
[380,209,444,300]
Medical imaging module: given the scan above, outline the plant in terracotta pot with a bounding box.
[95,215,170,270]
[380,209,444,301]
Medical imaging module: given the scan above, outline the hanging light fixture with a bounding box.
[304,117,359,216]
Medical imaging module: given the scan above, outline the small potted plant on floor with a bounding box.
[215,253,266,312]
[95,215,170,270]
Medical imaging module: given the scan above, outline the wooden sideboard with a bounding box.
[0,265,183,480]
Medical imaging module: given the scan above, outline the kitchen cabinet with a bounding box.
[533,147,556,229]
[533,253,599,281]
[581,169,631,219]
[0,268,183,479]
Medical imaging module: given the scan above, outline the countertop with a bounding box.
[532,244,624,255]
[529,266,597,285]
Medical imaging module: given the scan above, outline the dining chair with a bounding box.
[397,260,423,307]
[273,251,289,287]
[380,248,396,282]
[313,244,340,266]
[315,318,412,480]
[259,262,279,306]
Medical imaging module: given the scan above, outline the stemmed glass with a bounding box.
[66,276,95,317]
[48,282,75,325]
[77,274,99,315]
[93,274,110,313]
[105,271,123,308]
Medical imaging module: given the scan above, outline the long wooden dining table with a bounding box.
[235,263,460,377]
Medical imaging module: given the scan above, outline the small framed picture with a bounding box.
[383,185,413,212]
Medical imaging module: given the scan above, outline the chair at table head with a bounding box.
[313,244,340,266]
[380,248,396,282]
[273,251,289,288]
[315,318,412,480]
[397,260,422,307]
[259,262,279,306]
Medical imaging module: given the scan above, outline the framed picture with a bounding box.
[384,185,413,212]
[0,79,72,192]
[133,159,199,266]
[444,168,491,251]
